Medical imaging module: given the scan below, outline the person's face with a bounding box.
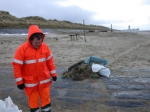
[31,37,42,49]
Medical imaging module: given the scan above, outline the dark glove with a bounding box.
[17,83,25,90]
[52,76,57,81]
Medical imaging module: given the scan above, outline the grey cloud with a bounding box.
[0,0,131,26]
[0,0,62,18]
[48,5,96,23]
[1,0,149,30]
[0,0,97,25]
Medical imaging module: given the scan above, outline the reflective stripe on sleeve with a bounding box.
[38,58,46,62]
[47,53,53,60]
[16,77,23,82]
[25,59,36,64]
[40,78,52,84]
[13,59,23,64]
[51,70,56,74]
[24,83,38,87]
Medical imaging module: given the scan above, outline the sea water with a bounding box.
[0,28,85,36]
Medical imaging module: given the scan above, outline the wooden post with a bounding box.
[83,20,86,42]
[111,24,112,32]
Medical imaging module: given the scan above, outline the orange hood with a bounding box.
[27,25,45,41]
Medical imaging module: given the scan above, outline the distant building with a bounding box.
[128,25,130,30]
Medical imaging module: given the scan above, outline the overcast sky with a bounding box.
[0,0,150,30]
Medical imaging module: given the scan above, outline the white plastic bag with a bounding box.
[0,96,22,112]
[99,68,111,78]
[92,63,105,72]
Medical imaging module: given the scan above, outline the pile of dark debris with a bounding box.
[62,60,100,81]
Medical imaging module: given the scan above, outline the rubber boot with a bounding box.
[41,103,51,112]
[30,107,40,112]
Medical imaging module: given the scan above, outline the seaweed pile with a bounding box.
[62,63,100,81]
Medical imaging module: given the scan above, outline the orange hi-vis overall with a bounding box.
[12,25,57,110]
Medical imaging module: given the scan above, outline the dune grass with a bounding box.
[0,10,110,31]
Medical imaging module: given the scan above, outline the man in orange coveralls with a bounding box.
[12,25,57,112]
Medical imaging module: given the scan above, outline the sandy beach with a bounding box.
[0,30,150,112]
[0,30,150,70]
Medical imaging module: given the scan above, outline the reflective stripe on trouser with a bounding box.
[30,104,51,112]
[30,107,40,112]
[28,86,51,110]
[41,103,51,112]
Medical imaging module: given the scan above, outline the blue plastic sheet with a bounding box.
[85,56,108,66]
